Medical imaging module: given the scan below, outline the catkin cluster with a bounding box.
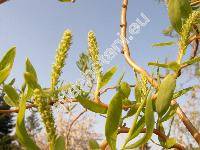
[33,89,56,146]
[51,30,72,91]
[88,31,101,75]
[179,11,200,54]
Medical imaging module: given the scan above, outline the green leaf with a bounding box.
[0,47,16,70]
[105,88,125,150]
[182,56,200,66]
[25,58,38,81]
[126,97,154,149]
[173,87,194,99]
[156,74,176,117]
[4,95,17,107]
[3,84,19,107]
[148,62,168,68]
[168,0,192,33]
[152,41,175,47]
[16,95,39,150]
[99,66,117,89]
[123,97,146,148]
[157,123,166,147]
[120,82,131,98]
[148,62,180,72]
[166,138,176,148]
[124,116,145,142]
[54,136,65,150]
[88,139,100,150]
[160,105,178,122]
[77,96,107,114]
[24,72,41,90]
[0,64,12,84]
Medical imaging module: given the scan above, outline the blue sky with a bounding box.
[0,0,179,87]
[0,0,192,149]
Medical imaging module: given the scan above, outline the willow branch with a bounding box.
[100,127,185,150]
[120,0,200,145]
[120,0,158,89]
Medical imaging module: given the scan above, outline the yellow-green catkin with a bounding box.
[88,31,102,102]
[51,30,72,92]
[88,31,101,75]
[33,89,56,149]
[178,11,200,63]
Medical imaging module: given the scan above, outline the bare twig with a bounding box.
[100,86,117,95]
[66,109,87,147]
[100,85,135,95]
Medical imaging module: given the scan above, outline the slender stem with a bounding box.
[66,109,87,148]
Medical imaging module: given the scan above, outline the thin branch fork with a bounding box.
[120,0,200,146]
[66,109,87,146]
[100,127,185,150]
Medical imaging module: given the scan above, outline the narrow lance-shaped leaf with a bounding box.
[125,116,145,141]
[77,96,107,114]
[159,104,178,123]
[148,62,180,72]
[126,97,155,149]
[0,47,16,70]
[16,95,39,150]
[152,41,175,47]
[105,83,126,150]
[3,84,19,107]
[122,96,146,148]
[99,66,117,89]
[0,64,12,84]
[120,82,131,98]
[25,58,38,81]
[173,86,194,99]
[24,72,41,90]
[168,0,192,33]
[156,74,176,117]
